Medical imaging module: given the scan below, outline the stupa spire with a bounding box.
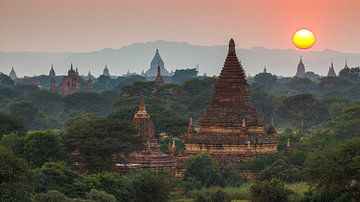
[139,96,147,113]
[268,118,277,136]
[186,117,195,137]
[155,64,164,86]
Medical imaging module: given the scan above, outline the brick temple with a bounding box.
[50,64,93,95]
[116,96,176,174]
[182,39,279,165]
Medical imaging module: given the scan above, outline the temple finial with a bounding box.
[228,38,236,54]
[139,96,146,112]
[70,63,73,70]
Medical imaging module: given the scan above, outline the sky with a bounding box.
[1,0,360,53]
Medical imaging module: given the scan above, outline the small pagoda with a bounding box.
[182,39,279,164]
[116,96,176,174]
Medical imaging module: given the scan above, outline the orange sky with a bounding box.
[1,0,359,52]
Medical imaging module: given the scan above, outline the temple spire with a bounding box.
[344,59,349,69]
[228,38,236,54]
[186,117,196,137]
[139,96,147,113]
[267,118,277,136]
[327,61,337,77]
[154,64,164,86]
[70,63,73,70]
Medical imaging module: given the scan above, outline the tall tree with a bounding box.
[303,137,360,201]
[0,112,25,138]
[0,146,36,202]
[277,94,329,131]
[23,130,65,167]
[63,115,144,172]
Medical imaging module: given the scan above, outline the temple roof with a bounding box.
[198,39,262,129]
[145,49,171,77]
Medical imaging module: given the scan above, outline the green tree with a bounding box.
[27,90,64,115]
[259,159,302,183]
[85,189,116,202]
[83,172,134,202]
[192,187,230,202]
[9,101,40,130]
[64,92,112,116]
[331,102,360,138]
[253,72,278,91]
[221,164,246,187]
[0,73,14,87]
[23,130,65,167]
[64,115,144,172]
[0,111,25,138]
[277,94,329,131]
[37,162,85,198]
[303,137,360,201]
[129,170,173,202]
[184,154,222,190]
[250,179,293,202]
[0,146,36,202]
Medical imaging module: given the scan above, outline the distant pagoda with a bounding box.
[9,67,17,80]
[295,56,306,78]
[145,49,171,77]
[102,64,110,77]
[327,61,337,77]
[182,39,279,164]
[49,65,56,78]
[116,96,176,174]
[50,64,93,95]
[154,65,165,86]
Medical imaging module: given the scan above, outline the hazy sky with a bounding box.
[1,0,360,52]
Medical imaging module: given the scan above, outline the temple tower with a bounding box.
[49,65,56,78]
[198,38,263,134]
[102,64,110,77]
[183,39,279,164]
[145,49,171,77]
[154,65,165,86]
[295,56,306,78]
[327,61,337,77]
[117,96,176,174]
[9,67,17,80]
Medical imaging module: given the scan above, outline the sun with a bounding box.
[292,29,315,50]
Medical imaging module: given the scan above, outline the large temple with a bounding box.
[50,64,93,95]
[182,39,279,165]
[145,49,171,77]
[116,96,176,174]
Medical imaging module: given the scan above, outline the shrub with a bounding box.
[250,179,293,202]
[192,187,230,202]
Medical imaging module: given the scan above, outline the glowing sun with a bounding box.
[293,29,315,50]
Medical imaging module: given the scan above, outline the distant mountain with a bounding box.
[1,40,360,77]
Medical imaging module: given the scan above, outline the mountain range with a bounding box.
[1,40,360,77]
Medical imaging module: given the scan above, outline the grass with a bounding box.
[172,182,309,202]
[224,183,252,200]
[286,182,310,202]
